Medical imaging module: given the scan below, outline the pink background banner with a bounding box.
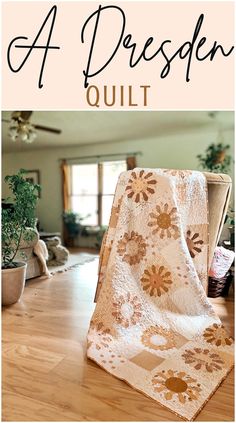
[2,1,234,110]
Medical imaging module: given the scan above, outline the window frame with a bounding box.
[70,160,127,226]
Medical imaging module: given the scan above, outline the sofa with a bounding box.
[15,228,42,280]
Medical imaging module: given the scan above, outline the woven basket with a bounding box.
[208,272,231,298]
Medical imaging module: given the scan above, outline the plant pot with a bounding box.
[2,262,27,306]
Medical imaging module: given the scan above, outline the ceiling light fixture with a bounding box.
[8,117,37,143]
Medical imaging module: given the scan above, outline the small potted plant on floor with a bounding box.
[2,169,40,306]
[63,211,83,238]
[63,211,90,246]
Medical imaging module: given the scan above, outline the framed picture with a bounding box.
[25,170,41,197]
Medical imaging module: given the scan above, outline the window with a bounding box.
[70,160,127,226]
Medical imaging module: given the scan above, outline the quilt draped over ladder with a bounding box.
[87,168,234,421]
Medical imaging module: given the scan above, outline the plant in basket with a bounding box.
[197,142,232,173]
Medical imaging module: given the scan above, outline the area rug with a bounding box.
[48,252,97,275]
[87,169,234,421]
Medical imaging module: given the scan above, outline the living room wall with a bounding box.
[2,126,234,234]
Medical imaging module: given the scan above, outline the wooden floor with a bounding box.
[2,251,234,422]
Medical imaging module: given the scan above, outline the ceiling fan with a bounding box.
[2,111,61,143]
[2,111,62,134]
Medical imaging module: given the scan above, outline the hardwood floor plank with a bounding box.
[195,370,234,421]
[2,331,85,356]
[2,343,65,374]
[2,256,234,421]
[2,390,84,422]
[3,360,154,421]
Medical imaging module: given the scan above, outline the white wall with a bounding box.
[2,126,234,233]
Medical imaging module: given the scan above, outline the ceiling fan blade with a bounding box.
[34,124,61,134]
[20,111,33,120]
[11,111,32,121]
[2,113,62,135]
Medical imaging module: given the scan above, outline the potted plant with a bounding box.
[2,169,40,306]
[63,211,90,246]
[63,211,84,238]
[197,142,232,173]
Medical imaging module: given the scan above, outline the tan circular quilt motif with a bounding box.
[152,370,202,404]
[117,231,147,265]
[203,324,233,347]
[140,264,172,296]
[141,326,176,350]
[125,170,157,203]
[148,204,179,239]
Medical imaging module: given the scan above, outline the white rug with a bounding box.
[48,252,98,275]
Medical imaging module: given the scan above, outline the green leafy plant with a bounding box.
[62,211,85,225]
[2,169,41,269]
[197,143,232,173]
[63,211,90,237]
